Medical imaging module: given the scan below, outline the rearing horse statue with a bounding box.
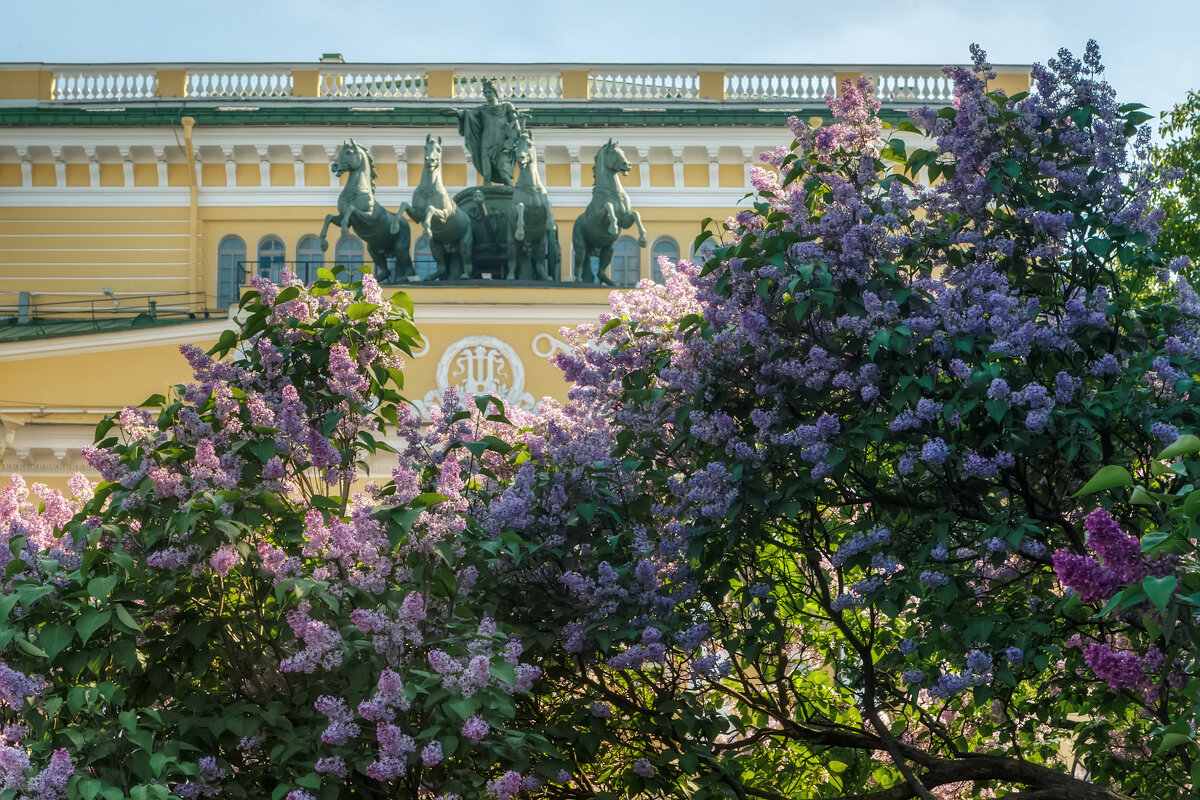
[318,139,412,283]
[398,135,474,280]
[572,139,647,285]
[507,131,555,281]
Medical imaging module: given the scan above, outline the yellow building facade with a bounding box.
[0,60,1031,486]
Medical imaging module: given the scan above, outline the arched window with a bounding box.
[296,235,324,284]
[650,236,680,283]
[413,236,437,280]
[257,235,286,284]
[690,238,717,264]
[217,235,246,309]
[611,236,641,287]
[334,236,365,281]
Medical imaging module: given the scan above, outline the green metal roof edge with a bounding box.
[0,105,916,128]
[0,314,215,343]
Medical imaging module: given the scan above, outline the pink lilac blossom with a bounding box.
[21,748,72,800]
[486,771,522,800]
[461,714,489,740]
[209,544,240,577]
[280,604,343,673]
[420,741,443,766]
[314,695,359,746]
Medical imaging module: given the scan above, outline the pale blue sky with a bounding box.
[4,0,1198,131]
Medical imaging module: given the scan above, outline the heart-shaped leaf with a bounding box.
[1143,575,1178,612]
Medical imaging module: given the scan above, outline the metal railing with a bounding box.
[0,291,212,324]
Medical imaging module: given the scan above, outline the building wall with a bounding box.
[0,61,1032,487]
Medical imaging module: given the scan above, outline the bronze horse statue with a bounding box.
[318,139,412,282]
[507,131,555,281]
[399,135,474,280]
[572,139,647,285]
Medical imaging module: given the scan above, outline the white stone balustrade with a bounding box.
[589,68,699,101]
[0,62,1028,107]
[453,69,563,101]
[51,67,158,101]
[186,68,293,98]
[320,67,427,99]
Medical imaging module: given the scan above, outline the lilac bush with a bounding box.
[528,42,1197,798]
[2,42,1198,800]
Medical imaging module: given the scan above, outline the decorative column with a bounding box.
[396,145,408,187]
[257,146,270,187]
[18,148,31,187]
[50,146,65,187]
[707,146,721,188]
[638,146,650,189]
[465,151,477,187]
[671,146,684,188]
[85,148,99,186]
[742,146,756,188]
[121,148,134,187]
[325,146,339,186]
[291,146,305,187]
[152,146,168,187]
[223,147,236,187]
[567,146,581,188]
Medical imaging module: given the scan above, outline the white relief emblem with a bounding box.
[531,332,570,359]
[416,335,535,419]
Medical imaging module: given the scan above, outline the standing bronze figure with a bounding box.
[444,78,521,187]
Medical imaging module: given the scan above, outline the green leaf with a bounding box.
[1143,575,1177,612]
[1183,490,1200,519]
[87,575,118,601]
[38,624,74,661]
[77,610,112,646]
[390,291,414,316]
[1155,717,1194,753]
[1129,485,1157,506]
[14,636,46,660]
[1140,531,1170,553]
[1073,465,1132,497]
[112,604,141,634]
[447,697,477,720]
[1158,434,1200,460]
[346,302,378,320]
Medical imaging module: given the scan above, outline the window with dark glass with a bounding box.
[296,235,324,283]
[650,236,680,283]
[257,236,286,284]
[611,236,641,287]
[413,236,437,280]
[217,235,246,309]
[334,236,365,281]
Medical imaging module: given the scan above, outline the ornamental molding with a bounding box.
[416,335,534,419]
[0,186,750,209]
[0,126,784,156]
[531,332,570,359]
[413,304,606,325]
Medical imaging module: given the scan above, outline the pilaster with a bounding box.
[257,146,270,187]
